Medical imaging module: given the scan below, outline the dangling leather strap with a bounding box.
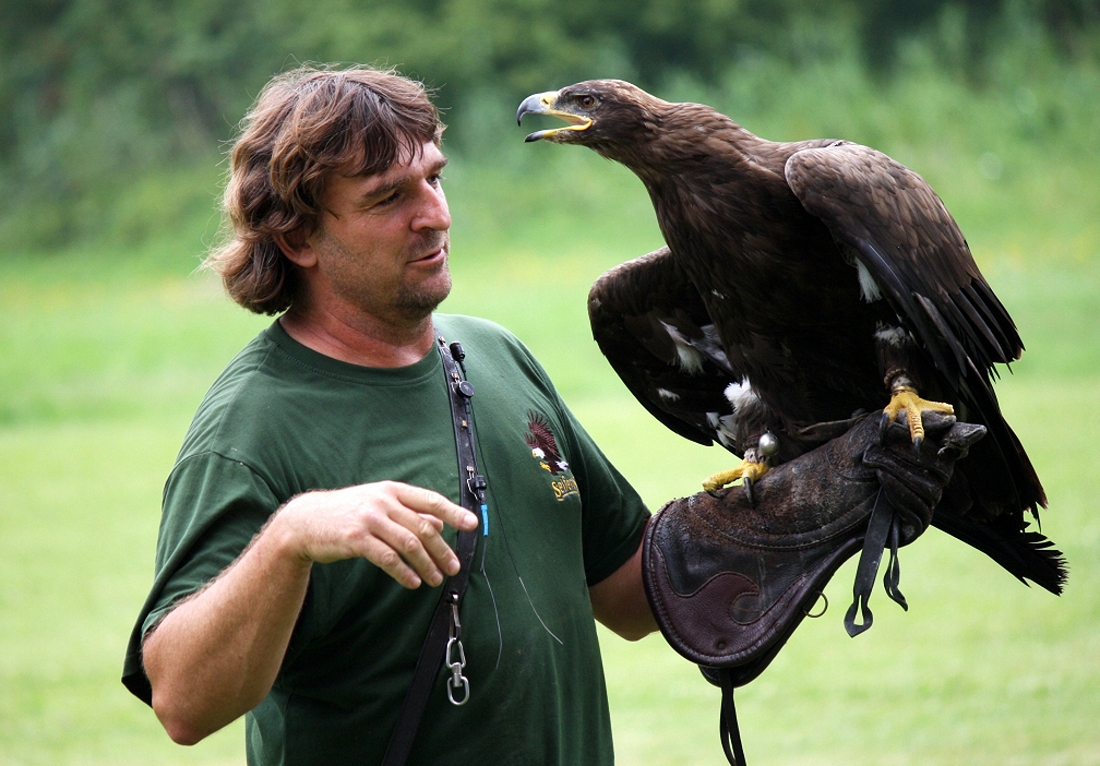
[844,488,909,637]
[381,336,484,766]
[718,669,749,765]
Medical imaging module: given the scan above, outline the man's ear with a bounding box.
[275,228,317,268]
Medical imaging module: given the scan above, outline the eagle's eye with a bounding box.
[577,95,598,109]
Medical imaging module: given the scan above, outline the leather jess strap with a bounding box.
[381,336,484,766]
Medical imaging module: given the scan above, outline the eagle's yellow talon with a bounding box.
[703,460,770,493]
[884,386,954,444]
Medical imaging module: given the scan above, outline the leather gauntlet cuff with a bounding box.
[642,412,985,676]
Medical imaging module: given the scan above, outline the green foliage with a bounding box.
[2,0,1099,250]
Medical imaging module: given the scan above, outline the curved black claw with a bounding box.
[743,476,756,506]
[706,487,730,500]
[878,409,894,443]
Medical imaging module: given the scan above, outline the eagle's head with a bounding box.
[516,80,667,156]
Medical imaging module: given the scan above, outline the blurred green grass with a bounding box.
[3,71,1099,764]
[3,223,1097,766]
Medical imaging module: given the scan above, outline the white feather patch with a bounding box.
[656,388,680,402]
[659,320,705,374]
[856,261,883,302]
[874,324,908,346]
[723,380,758,411]
[707,411,738,448]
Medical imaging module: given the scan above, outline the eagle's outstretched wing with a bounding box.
[588,247,740,453]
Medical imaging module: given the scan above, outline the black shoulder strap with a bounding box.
[381,336,484,766]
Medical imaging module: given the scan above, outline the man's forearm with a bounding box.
[142,481,478,745]
[590,523,659,641]
[143,513,312,745]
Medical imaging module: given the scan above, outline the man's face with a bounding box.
[303,140,452,326]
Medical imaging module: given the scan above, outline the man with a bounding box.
[122,65,656,765]
[123,64,968,766]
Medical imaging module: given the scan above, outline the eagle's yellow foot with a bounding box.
[882,385,954,448]
[703,459,770,496]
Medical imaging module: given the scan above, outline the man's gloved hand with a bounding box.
[837,411,987,546]
[643,410,987,668]
[814,410,987,635]
[643,412,987,766]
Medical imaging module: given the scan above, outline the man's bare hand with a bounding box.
[144,481,475,744]
[273,481,479,588]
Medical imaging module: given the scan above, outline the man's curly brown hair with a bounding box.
[204,65,445,315]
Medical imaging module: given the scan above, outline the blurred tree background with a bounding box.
[1,0,1097,251]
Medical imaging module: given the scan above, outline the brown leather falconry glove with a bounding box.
[641,411,985,766]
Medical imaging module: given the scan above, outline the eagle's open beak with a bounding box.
[517,91,593,142]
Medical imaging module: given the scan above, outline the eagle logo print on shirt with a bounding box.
[523,412,579,501]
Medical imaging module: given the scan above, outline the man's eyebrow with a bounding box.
[356,156,449,202]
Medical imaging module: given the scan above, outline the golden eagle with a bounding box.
[517,80,1065,594]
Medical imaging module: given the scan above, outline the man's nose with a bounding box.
[413,182,451,231]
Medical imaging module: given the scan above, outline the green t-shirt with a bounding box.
[122,315,650,765]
